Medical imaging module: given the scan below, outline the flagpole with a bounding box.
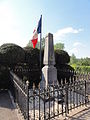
[38,15,42,119]
[40,15,42,70]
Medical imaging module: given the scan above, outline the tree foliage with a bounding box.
[70,54,77,64]
[70,54,90,72]
[27,40,33,48]
[70,54,90,66]
[54,43,64,50]
[78,57,90,66]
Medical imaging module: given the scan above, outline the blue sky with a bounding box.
[0,0,90,58]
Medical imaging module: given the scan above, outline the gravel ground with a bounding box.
[66,103,90,120]
[0,89,90,120]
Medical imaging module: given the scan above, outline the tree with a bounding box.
[41,37,45,49]
[70,54,77,64]
[27,40,33,48]
[54,43,64,50]
[79,57,90,66]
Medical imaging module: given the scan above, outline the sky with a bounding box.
[0,0,90,58]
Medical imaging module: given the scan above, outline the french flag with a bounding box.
[31,29,38,48]
[37,16,41,34]
[31,16,41,48]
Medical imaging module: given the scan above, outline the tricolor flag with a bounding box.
[37,16,41,34]
[31,16,42,48]
[31,29,38,48]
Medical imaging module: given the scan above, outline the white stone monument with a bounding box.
[41,33,57,89]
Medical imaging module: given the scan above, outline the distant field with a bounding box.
[71,64,90,72]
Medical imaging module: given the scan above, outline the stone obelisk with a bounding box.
[41,33,57,89]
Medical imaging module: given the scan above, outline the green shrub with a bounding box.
[55,50,70,64]
[73,65,90,73]
[0,65,10,89]
[56,64,75,84]
[24,47,40,68]
[0,43,25,66]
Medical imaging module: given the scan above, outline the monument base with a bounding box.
[41,65,57,88]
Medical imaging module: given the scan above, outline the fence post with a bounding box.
[85,80,87,106]
[38,83,41,120]
[65,79,69,118]
[26,81,29,120]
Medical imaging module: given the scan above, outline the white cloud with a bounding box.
[73,42,81,47]
[73,42,85,47]
[54,27,83,41]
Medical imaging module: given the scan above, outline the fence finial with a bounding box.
[33,83,35,90]
[26,80,29,86]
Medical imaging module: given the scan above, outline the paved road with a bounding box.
[0,90,19,120]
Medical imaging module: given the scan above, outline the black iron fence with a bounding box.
[10,71,29,120]
[9,70,90,120]
[29,80,89,120]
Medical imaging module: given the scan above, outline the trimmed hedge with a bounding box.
[56,64,75,84]
[24,47,40,68]
[0,45,70,68]
[55,50,70,64]
[13,63,41,88]
[0,65,10,89]
[0,43,25,66]
[0,43,25,88]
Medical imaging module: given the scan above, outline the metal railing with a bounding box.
[29,80,89,120]
[10,71,29,120]
[9,70,90,120]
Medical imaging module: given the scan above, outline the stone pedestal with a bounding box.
[42,65,57,87]
[41,33,57,89]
